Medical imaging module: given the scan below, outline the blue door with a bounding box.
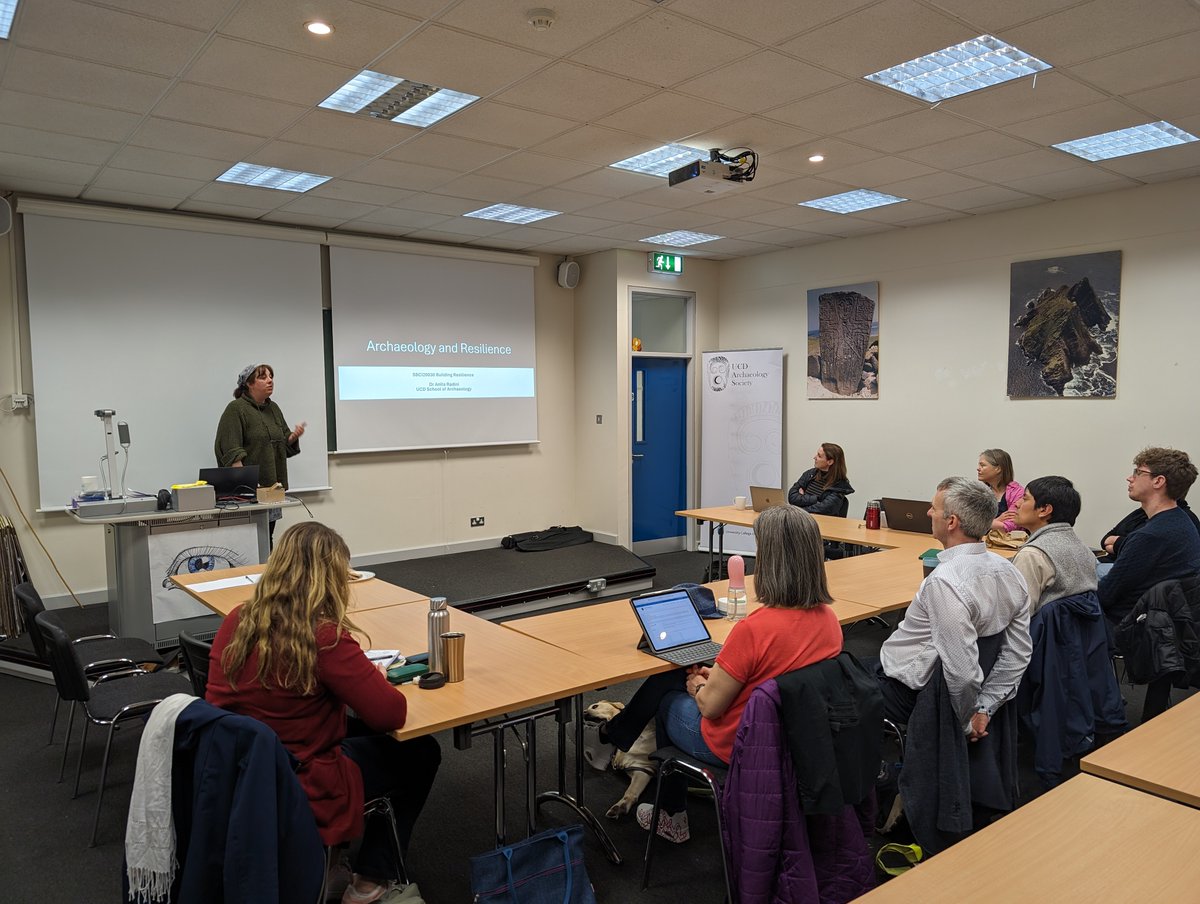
[632,358,688,543]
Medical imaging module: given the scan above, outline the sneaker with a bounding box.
[325,854,353,901]
[582,719,614,772]
[379,883,424,904]
[343,878,400,904]
[635,803,690,843]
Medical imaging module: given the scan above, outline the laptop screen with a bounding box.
[631,590,711,653]
[198,466,260,498]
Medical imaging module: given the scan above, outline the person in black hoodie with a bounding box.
[787,442,854,516]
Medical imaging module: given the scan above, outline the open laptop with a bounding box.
[198,466,260,501]
[749,485,787,512]
[881,497,934,534]
[630,588,723,667]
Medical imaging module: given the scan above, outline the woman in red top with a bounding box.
[584,506,843,843]
[207,522,440,904]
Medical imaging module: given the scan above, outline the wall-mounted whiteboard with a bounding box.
[23,214,329,510]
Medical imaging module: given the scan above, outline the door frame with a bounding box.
[628,287,695,555]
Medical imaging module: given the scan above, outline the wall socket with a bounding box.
[470,516,485,527]
[7,393,30,409]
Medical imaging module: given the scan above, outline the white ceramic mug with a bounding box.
[734,495,747,509]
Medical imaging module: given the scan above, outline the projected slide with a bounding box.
[330,246,539,451]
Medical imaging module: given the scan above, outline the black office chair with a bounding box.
[16,582,164,745]
[177,630,213,698]
[318,797,411,903]
[34,611,193,846]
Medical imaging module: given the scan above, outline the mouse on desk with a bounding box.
[418,671,446,690]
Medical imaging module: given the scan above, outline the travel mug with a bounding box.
[441,632,465,682]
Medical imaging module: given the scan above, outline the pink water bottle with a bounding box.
[727,555,747,620]
[865,500,881,530]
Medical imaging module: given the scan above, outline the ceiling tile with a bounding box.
[130,117,267,160]
[772,140,883,175]
[1094,141,1200,179]
[384,193,483,215]
[219,0,423,68]
[347,158,459,191]
[433,102,577,147]
[685,195,796,219]
[685,116,820,155]
[528,235,619,254]
[189,181,296,209]
[533,126,674,168]
[923,0,1086,32]
[107,146,231,181]
[903,130,1036,169]
[277,109,416,156]
[569,10,758,88]
[3,47,171,113]
[385,133,516,170]
[308,180,414,206]
[810,155,935,187]
[1005,166,1139,198]
[850,200,965,224]
[17,0,207,77]
[838,110,980,153]
[153,83,309,136]
[893,208,972,227]
[926,184,1036,210]
[669,0,877,44]
[434,173,542,203]
[677,52,847,114]
[438,0,650,55]
[81,187,184,210]
[739,226,829,245]
[573,198,675,222]
[0,125,117,166]
[586,221,666,241]
[90,167,208,198]
[351,206,451,230]
[957,149,1079,183]
[275,195,381,222]
[0,149,101,184]
[1066,32,1200,96]
[1001,0,1200,67]
[1004,99,1149,146]
[597,91,740,142]
[90,0,235,30]
[634,209,723,231]
[263,210,346,228]
[1128,77,1200,122]
[939,70,1107,127]
[510,186,617,213]
[177,200,278,218]
[697,238,787,256]
[744,176,857,206]
[536,213,618,234]
[496,62,658,122]
[769,82,922,135]
[776,0,975,77]
[184,37,357,106]
[876,171,988,200]
[552,167,660,198]
[0,90,143,143]
[0,174,88,196]
[373,25,551,96]
[246,141,373,177]
[473,153,596,185]
[434,215,518,237]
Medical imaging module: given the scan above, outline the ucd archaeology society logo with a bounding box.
[707,355,731,392]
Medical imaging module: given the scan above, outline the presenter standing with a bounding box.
[214,363,304,538]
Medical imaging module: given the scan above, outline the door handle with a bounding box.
[632,454,645,460]
[635,370,644,443]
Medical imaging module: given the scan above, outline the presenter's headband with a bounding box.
[237,364,259,388]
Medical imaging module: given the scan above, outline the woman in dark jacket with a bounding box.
[787,443,854,516]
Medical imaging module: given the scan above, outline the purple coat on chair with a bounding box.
[721,680,876,904]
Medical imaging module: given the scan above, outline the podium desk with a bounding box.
[856,774,1200,902]
[171,565,427,617]
[1081,690,1200,808]
[70,499,299,649]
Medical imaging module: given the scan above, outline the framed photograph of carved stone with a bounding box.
[1007,251,1121,398]
[806,282,879,399]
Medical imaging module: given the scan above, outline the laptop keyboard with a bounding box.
[659,641,723,666]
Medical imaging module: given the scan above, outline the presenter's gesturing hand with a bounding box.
[288,421,307,445]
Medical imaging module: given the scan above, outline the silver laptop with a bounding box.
[881,497,934,534]
[749,485,787,512]
[630,588,723,667]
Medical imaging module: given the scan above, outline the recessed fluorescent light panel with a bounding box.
[464,204,561,224]
[1053,121,1200,161]
[319,69,479,127]
[216,162,331,193]
[640,230,721,247]
[611,144,706,177]
[800,190,906,214]
[865,34,1051,103]
[0,0,19,40]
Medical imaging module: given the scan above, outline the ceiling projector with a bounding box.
[667,148,758,195]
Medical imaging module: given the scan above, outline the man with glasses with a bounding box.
[1098,447,1200,626]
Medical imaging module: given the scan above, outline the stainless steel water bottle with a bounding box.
[427,596,449,674]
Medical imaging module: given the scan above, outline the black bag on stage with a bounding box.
[469,824,596,904]
[501,526,593,552]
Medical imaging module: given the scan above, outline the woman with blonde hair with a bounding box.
[207,522,439,904]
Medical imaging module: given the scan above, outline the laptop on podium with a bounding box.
[630,588,723,667]
[881,497,934,534]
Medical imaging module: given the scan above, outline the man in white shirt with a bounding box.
[877,476,1032,740]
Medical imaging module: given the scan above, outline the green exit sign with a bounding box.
[648,252,684,275]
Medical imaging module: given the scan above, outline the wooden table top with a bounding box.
[349,605,610,741]
[825,549,925,614]
[1081,690,1200,808]
[506,574,879,683]
[170,564,428,616]
[856,774,1200,902]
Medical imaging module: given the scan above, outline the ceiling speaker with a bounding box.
[0,198,10,237]
[557,259,580,289]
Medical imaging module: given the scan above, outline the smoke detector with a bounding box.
[527,8,556,31]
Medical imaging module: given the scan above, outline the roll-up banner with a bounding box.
[699,348,784,555]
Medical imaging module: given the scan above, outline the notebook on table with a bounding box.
[198,466,260,501]
[630,588,723,667]
[881,497,934,534]
[749,485,787,512]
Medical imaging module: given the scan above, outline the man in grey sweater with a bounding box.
[1011,476,1098,613]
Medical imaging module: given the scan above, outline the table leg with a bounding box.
[493,725,506,849]
[525,721,538,838]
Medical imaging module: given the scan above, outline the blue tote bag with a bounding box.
[469,825,596,904]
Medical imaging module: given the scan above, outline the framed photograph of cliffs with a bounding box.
[806,282,880,399]
[1008,251,1121,398]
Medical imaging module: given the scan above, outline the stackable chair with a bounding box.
[177,630,213,698]
[16,582,164,745]
[34,611,193,846]
[318,798,411,903]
